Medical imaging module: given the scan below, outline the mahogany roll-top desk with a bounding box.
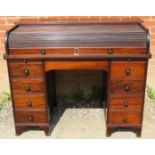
[3,19,151,137]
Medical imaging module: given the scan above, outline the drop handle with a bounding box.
[26,101,32,107]
[24,69,29,76]
[73,48,80,55]
[122,118,128,123]
[28,115,33,121]
[108,49,113,54]
[40,49,46,55]
[125,68,131,75]
[124,86,130,92]
[123,101,128,107]
[24,86,31,92]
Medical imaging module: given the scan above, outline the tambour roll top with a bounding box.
[8,20,148,49]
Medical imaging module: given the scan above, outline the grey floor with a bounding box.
[0,99,155,139]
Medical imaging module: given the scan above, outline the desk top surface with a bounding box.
[8,20,147,49]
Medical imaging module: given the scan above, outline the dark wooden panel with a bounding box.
[15,110,48,123]
[14,94,46,109]
[108,111,141,125]
[111,61,146,79]
[11,79,44,94]
[45,61,109,71]
[9,62,43,78]
[9,42,147,49]
[110,80,144,96]
[8,22,147,49]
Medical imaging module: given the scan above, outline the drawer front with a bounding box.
[9,48,108,55]
[109,104,142,111]
[110,80,144,96]
[109,97,143,105]
[9,62,43,78]
[15,111,48,123]
[109,97,143,111]
[111,61,146,79]
[112,48,146,54]
[14,94,46,109]
[9,48,146,55]
[108,111,141,125]
[11,79,44,94]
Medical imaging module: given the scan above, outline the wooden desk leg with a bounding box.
[42,126,51,136]
[106,127,113,137]
[136,128,142,137]
[15,126,23,136]
[15,126,51,136]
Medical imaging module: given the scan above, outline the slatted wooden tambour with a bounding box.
[4,19,151,136]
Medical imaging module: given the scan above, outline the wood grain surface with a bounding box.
[11,79,44,94]
[8,22,147,49]
[110,80,144,96]
[14,94,46,109]
[108,111,141,125]
[15,110,48,123]
[9,61,43,78]
[45,61,109,71]
[9,48,146,55]
[111,61,146,79]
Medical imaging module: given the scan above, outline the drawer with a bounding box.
[9,48,108,55]
[108,111,141,125]
[109,104,142,111]
[112,48,146,54]
[14,94,46,109]
[109,97,143,111]
[110,80,144,96]
[9,48,146,55]
[111,61,146,79]
[15,110,48,123]
[11,79,44,94]
[9,61,43,78]
[109,97,143,105]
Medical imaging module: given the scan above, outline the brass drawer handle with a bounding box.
[73,48,80,55]
[122,118,128,123]
[123,101,128,107]
[124,86,129,92]
[28,115,33,121]
[26,101,32,107]
[24,86,31,92]
[40,49,46,55]
[108,49,113,54]
[24,69,29,76]
[125,68,131,75]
